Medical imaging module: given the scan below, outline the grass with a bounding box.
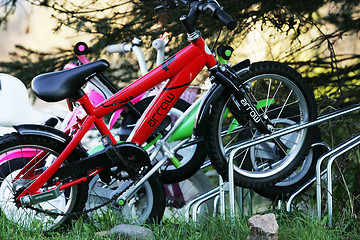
[1,210,359,240]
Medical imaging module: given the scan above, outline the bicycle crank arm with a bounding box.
[49,147,113,184]
[114,154,169,206]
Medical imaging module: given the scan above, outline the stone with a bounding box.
[247,213,279,240]
[108,224,154,240]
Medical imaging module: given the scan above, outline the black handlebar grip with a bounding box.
[74,42,89,55]
[214,8,237,30]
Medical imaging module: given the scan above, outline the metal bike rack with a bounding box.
[315,133,360,226]
[185,158,252,222]
[184,104,360,222]
[286,133,360,227]
[285,141,331,211]
[184,185,222,222]
[185,154,238,222]
[285,169,326,212]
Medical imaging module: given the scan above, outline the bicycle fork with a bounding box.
[210,65,290,157]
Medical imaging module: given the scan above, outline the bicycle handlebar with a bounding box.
[176,0,237,31]
[152,39,166,66]
[106,43,132,54]
[106,37,143,54]
[213,7,237,30]
[106,44,149,75]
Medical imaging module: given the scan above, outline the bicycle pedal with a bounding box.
[20,184,62,206]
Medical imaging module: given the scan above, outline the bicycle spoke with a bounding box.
[265,78,273,113]
[276,89,294,120]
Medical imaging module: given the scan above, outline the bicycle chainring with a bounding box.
[112,142,151,179]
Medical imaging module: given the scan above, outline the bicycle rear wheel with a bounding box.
[205,61,317,188]
[0,133,89,231]
[86,171,165,225]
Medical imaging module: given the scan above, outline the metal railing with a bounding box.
[184,104,360,225]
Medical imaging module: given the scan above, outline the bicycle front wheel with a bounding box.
[253,130,326,200]
[205,61,317,188]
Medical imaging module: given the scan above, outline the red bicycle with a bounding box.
[0,0,316,230]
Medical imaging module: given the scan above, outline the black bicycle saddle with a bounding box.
[32,59,110,102]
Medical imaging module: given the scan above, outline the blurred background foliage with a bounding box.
[0,0,359,105]
[1,0,360,220]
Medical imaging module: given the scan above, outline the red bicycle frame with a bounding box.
[16,37,217,202]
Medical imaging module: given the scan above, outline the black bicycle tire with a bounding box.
[0,133,89,230]
[204,61,317,188]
